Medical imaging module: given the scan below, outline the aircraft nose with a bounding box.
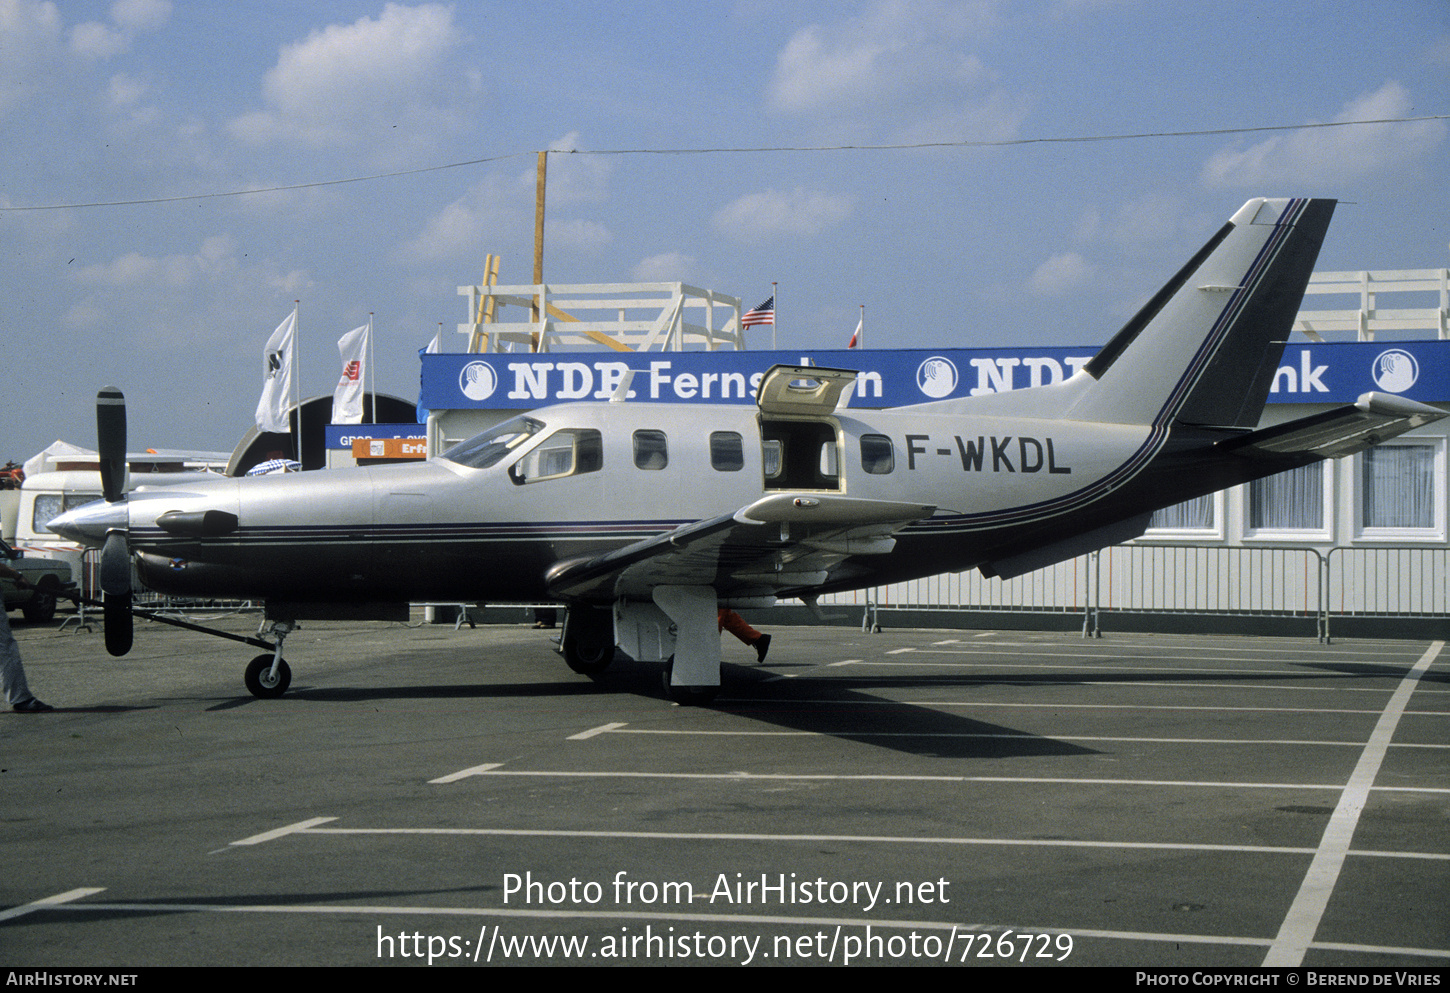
[48,499,128,546]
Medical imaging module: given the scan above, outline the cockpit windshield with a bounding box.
[440,416,545,469]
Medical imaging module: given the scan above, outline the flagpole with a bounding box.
[771,281,778,350]
[293,300,302,464]
[367,312,375,424]
[860,304,865,349]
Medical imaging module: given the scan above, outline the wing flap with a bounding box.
[546,494,935,602]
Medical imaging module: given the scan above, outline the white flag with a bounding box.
[332,324,369,424]
[255,309,296,433]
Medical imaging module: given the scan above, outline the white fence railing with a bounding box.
[1293,269,1450,341]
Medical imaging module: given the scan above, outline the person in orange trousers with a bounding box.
[717,608,771,662]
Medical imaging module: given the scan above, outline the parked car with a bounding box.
[1,537,74,623]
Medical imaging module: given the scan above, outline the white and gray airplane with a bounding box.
[51,198,1444,703]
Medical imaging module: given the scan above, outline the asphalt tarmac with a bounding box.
[2,609,1446,969]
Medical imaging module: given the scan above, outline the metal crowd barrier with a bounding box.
[843,545,1447,643]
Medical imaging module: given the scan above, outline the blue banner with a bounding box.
[324,424,424,450]
[417,342,1450,411]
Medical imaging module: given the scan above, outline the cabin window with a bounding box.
[710,431,744,471]
[509,428,603,485]
[632,430,668,470]
[442,415,544,469]
[860,434,894,474]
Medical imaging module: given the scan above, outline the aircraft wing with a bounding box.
[1217,392,1445,461]
[545,494,936,602]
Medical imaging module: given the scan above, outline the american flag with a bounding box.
[742,296,774,327]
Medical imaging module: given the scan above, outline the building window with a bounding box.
[710,432,744,471]
[632,430,668,470]
[1246,462,1329,539]
[1148,494,1217,533]
[1358,441,1444,540]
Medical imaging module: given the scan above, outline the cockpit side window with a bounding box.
[508,428,603,485]
[441,416,544,469]
[632,430,668,470]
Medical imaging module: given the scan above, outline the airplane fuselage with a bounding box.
[114,396,1156,607]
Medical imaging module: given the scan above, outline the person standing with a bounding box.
[1,562,53,712]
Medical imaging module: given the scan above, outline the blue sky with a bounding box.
[2,0,1446,461]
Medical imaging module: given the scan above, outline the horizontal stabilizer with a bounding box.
[1216,392,1445,461]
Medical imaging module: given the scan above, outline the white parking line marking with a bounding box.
[430,763,505,784]
[0,887,106,922]
[721,697,1419,716]
[414,767,1364,791]
[592,727,1446,748]
[1262,641,1444,968]
[568,722,627,740]
[228,817,337,846]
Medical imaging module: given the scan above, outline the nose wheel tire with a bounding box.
[245,654,292,699]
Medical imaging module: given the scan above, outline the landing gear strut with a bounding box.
[244,620,294,698]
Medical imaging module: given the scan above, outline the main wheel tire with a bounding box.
[244,654,292,698]
[21,582,57,623]
[561,606,614,675]
[660,656,719,706]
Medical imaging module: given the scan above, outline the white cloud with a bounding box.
[765,0,1021,143]
[106,72,147,107]
[631,252,698,283]
[0,0,64,116]
[113,0,170,33]
[546,218,612,253]
[227,3,461,151]
[519,132,613,207]
[70,0,170,58]
[712,188,854,242]
[1028,251,1094,296]
[398,174,524,264]
[1201,82,1446,188]
[768,1,993,112]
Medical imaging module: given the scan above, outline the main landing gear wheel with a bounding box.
[245,654,292,699]
[660,656,719,706]
[21,582,57,623]
[561,607,614,676]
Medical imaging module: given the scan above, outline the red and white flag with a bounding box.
[333,323,369,424]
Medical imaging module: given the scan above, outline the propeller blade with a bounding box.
[100,531,134,656]
[97,385,127,503]
[100,531,132,597]
[104,591,134,656]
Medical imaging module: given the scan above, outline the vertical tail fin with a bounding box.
[1062,198,1336,427]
